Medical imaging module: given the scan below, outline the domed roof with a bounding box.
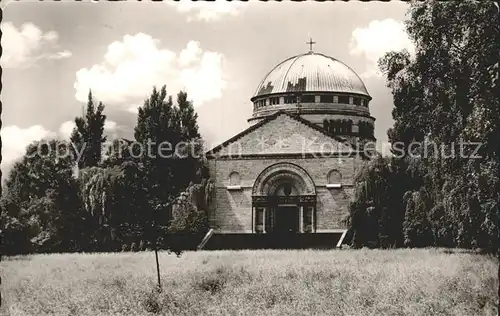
[252,52,370,99]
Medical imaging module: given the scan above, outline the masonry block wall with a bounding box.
[208,156,363,233]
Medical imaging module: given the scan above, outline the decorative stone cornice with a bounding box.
[252,194,317,206]
[250,91,372,102]
[209,152,362,160]
[249,108,375,122]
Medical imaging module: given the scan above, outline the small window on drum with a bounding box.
[338,96,349,104]
[326,169,342,188]
[301,95,315,103]
[270,97,279,105]
[353,98,361,106]
[227,172,241,190]
[285,96,297,104]
[320,95,333,103]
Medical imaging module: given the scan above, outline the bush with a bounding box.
[139,240,146,251]
[0,215,33,255]
[141,288,162,314]
[402,191,433,247]
[169,200,207,234]
[130,242,138,252]
[194,266,229,294]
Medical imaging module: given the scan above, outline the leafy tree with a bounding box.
[78,166,126,251]
[402,190,433,248]
[2,140,84,253]
[349,156,407,248]
[70,90,107,169]
[176,91,201,140]
[169,178,214,234]
[134,86,179,217]
[0,196,32,255]
[134,86,203,225]
[133,86,207,257]
[101,138,137,168]
[373,0,499,252]
[1,87,206,255]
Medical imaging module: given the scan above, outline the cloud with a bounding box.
[1,22,72,69]
[168,1,246,22]
[104,120,117,131]
[178,41,202,66]
[1,125,56,172]
[59,121,76,140]
[127,105,140,114]
[1,120,119,177]
[47,50,73,60]
[349,19,414,78]
[74,34,227,110]
[179,51,225,106]
[104,120,120,140]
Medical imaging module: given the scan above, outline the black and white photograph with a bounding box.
[0,1,499,315]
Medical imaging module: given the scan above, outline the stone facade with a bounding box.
[207,111,366,234]
[205,51,373,238]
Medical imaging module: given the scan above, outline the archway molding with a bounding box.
[252,162,316,196]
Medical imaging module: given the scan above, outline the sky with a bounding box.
[1,0,414,176]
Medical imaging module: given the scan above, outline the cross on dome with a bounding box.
[306,37,316,52]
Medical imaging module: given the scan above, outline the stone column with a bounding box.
[312,207,316,233]
[262,207,266,233]
[251,206,254,233]
[299,206,304,233]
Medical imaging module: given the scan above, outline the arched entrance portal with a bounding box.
[252,163,317,234]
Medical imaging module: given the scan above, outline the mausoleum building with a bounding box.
[206,45,375,247]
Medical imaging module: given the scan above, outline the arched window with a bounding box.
[274,183,299,196]
[229,172,241,185]
[327,169,342,188]
[346,120,353,134]
[227,171,242,190]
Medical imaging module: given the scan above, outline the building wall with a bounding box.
[247,110,376,144]
[208,156,364,233]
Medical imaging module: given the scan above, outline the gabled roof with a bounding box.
[205,110,357,157]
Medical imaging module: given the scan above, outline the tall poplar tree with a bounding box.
[70,90,107,169]
[134,86,203,226]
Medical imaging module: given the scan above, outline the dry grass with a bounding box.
[1,248,497,316]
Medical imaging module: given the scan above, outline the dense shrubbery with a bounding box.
[169,178,214,234]
[349,1,499,252]
[1,87,211,255]
[350,156,499,251]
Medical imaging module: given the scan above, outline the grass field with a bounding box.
[1,248,497,316]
